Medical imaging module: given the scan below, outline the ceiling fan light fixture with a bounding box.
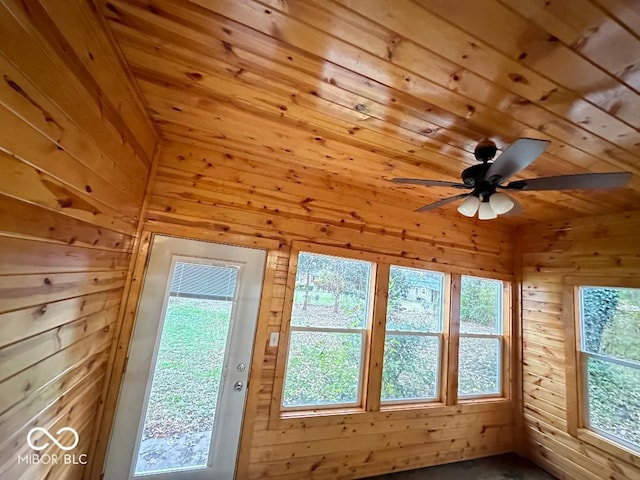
[489,192,515,215]
[457,195,480,217]
[478,201,498,220]
[390,138,629,220]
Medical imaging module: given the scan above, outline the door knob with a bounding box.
[233,381,243,391]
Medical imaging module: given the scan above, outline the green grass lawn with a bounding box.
[141,297,232,440]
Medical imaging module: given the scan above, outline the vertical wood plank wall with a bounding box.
[134,138,517,479]
[0,1,157,478]
[520,211,640,480]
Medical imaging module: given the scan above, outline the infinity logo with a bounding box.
[27,427,79,451]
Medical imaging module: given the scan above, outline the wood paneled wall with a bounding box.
[0,1,157,478]
[117,138,517,479]
[519,211,640,479]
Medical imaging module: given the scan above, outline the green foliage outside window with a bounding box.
[460,276,500,329]
[580,286,640,449]
[581,288,619,353]
[283,252,371,407]
[283,256,512,407]
[381,266,443,401]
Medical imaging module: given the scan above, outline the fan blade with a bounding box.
[505,172,632,191]
[484,138,550,184]
[415,193,470,212]
[392,178,470,189]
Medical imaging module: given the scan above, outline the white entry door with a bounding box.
[104,235,266,479]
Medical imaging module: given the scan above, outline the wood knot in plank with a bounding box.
[508,73,528,84]
[185,72,203,81]
[221,41,234,54]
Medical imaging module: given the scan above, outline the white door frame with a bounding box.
[104,235,266,479]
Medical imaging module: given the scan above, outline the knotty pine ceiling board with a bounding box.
[103,0,640,224]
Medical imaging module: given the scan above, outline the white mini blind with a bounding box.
[170,262,238,301]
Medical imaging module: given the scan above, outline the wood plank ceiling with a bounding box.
[103,0,640,224]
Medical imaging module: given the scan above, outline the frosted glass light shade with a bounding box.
[457,196,480,217]
[489,192,515,215]
[478,202,497,220]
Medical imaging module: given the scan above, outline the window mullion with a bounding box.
[446,273,461,406]
[365,263,390,412]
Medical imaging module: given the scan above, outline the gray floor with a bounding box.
[365,454,556,480]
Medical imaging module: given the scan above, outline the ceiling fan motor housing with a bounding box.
[474,140,497,163]
[461,163,499,200]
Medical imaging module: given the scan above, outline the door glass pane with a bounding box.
[381,335,440,401]
[458,337,501,396]
[134,262,238,476]
[460,276,502,334]
[283,331,363,408]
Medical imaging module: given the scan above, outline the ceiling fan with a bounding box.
[391,138,632,220]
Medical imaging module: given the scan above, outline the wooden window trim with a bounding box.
[366,263,389,412]
[577,429,640,464]
[269,241,514,429]
[269,244,298,428]
[504,280,514,401]
[379,266,450,406]
[563,275,640,460]
[280,327,369,411]
[269,242,377,426]
[445,274,461,405]
[457,278,511,402]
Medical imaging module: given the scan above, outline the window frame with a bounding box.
[564,276,640,459]
[270,241,513,428]
[280,250,376,411]
[282,327,370,410]
[457,276,510,401]
[379,330,443,405]
[380,265,449,405]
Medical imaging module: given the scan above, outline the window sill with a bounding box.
[458,395,509,404]
[577,428,640,463]
[273,399,513,429]
[380,401,445,412]
[280,406,366,420]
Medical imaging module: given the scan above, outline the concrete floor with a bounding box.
[365,454,556,480]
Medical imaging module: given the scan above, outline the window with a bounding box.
[577,286,640,451]
[458,275,504,398]
[274,243,511,420]
[281,252,374,408]
[381,266,445,403]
